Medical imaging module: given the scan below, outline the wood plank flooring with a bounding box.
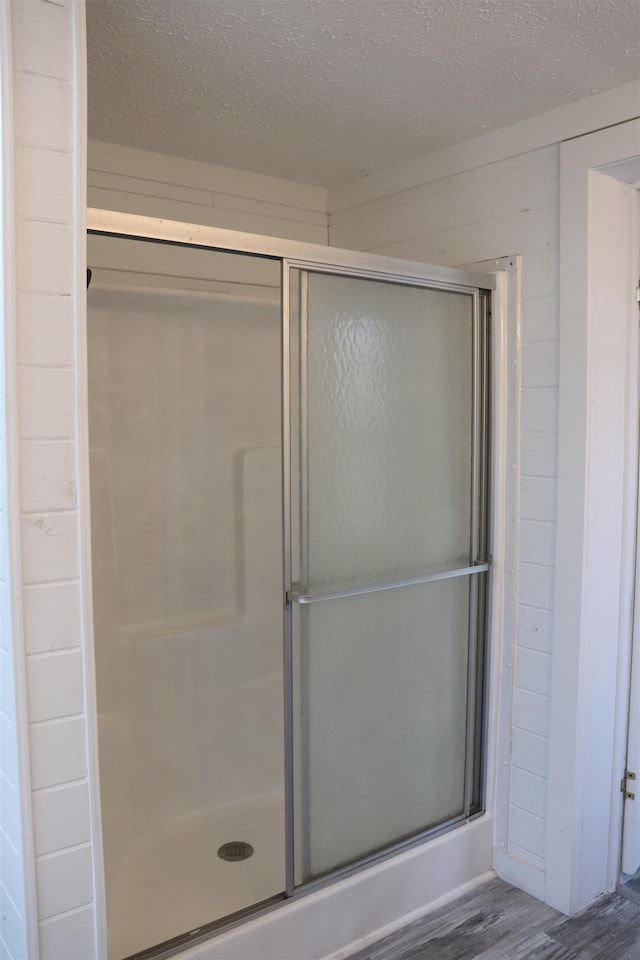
[348,878,640,960]
[622,874,640,906]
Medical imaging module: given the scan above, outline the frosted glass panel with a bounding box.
[291,269,484,885]
[294,577,470,883]
[301,273,474,593]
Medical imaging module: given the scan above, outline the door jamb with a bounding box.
[618,183,640,882]
[547,120,640,914]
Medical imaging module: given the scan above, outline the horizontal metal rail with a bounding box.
[288,562,489,605]
[87,209,495,291]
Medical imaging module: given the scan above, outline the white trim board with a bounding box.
[620,186,640,878]
[547,118,640,915]
[462,257,546,902]
[0,3,40,955]
[74,4,106,958]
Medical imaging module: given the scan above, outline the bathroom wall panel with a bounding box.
[88,138,329,245]
[1,4,88,954]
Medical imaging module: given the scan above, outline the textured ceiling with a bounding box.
[87,0,640,188]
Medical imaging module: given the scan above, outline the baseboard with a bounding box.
[494,849,546,903]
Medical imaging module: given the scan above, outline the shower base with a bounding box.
[106,790,285,960]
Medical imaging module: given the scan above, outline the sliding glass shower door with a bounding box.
[88,208,492,957]
[288,268,489,885]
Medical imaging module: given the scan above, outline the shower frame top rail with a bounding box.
[87,208,496,292]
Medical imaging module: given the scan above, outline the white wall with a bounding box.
[0,7,30,957]
[88,140,328,244]
[1,2,93,957]
[327,80,640,908]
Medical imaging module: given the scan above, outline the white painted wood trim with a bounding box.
[73,4,108,957]
[583,172,635,901]
[493,850,545,902]
[490,260,521,879]
[547,119,640,915]
[0,3,39,955]
[620,187,640,878]
[463,257,531,895]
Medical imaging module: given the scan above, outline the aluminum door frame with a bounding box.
[283,260,490,894]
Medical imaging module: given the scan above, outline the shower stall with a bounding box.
[86,211,493,960]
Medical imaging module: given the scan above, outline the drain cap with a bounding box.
[217,841,254,862]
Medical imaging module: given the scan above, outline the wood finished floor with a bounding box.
[623,875,640,906]
[348,878,640,960]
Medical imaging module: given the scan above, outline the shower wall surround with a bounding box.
[87,240,285,957]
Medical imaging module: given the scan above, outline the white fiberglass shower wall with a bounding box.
[86,212,494,960]
[88,236,285,958]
